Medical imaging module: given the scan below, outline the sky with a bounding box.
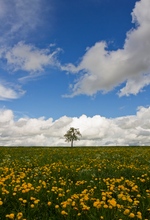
[0,0,150,146]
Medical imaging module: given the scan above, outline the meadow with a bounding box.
[0,146,150,220]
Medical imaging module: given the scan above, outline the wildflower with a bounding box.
[103,204,108,208]
[108,198,117,207]
[137,211,142,215]
[122,196,127,201]
[30,204,35,208]
[34,199,40,204]
[22,199,27,204]
[93,200,101,209]
[82,205,90,211]
[61,210,68,215]
[17,212,23,220]
[47,201,52,206]
[0,201,3,205]
[55,205,59,209]
[133,200,139,206]
[129,213,135,218]
[118,193,123,199]
[72,201,76,206]
[123,209,130,215]
[127,198,133,203]
[6,213,15,219]
[136,211,142,219]
[61,201,67,208]
[102,196,106,201]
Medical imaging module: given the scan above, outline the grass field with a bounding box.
[0,146,150,220]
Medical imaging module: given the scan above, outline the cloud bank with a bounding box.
[0,106,150,146]
[63,0,150,97]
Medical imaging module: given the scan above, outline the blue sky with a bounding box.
[0,0,150,146]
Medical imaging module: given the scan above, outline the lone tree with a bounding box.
[64,127,81,147]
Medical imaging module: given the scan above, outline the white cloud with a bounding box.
[0,0,58,100]
[63,0,150,97]
[0,106,150,146]
[0,82,25,100]
[4,42,61,75]
[119,74,150,96]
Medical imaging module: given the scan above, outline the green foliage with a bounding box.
[64,127,82,147]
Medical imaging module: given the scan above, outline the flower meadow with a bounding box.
[0,147,150,220]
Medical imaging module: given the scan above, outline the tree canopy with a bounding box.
[64,127,81,147]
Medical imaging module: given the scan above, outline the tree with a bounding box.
[64,127,81,147]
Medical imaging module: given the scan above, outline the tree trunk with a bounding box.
[71,139,73,147]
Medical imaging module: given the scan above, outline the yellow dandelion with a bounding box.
[55,205,59,209]
[22,199,27,204]
[103,204,108,208]
[30,204,35,208]
[34,199,40,204]
[102,196,106,201]
[93,200,101,209]
[129,213,135,218]
[6,213,15,219]
[123,209,130,215]
[17,212,23,220]
[61,210,68,215]
[82,205,90,211]
[108,198,117,207]
[47,201,52,206]
[136,211,142,219]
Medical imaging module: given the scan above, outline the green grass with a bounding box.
[0,147,150,220]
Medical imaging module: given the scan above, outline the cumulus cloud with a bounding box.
[0,106,150,146]
[3,42,61,76]
[63,0,150,97]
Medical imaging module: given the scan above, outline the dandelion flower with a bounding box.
[123,209,130,215]
[30,204,35,208]
[129,213,135,218]
[55,205,59,209]
[47,201,52,206]
[61,210,68,215]
[6,213,15,219]
[17,212,23,220]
